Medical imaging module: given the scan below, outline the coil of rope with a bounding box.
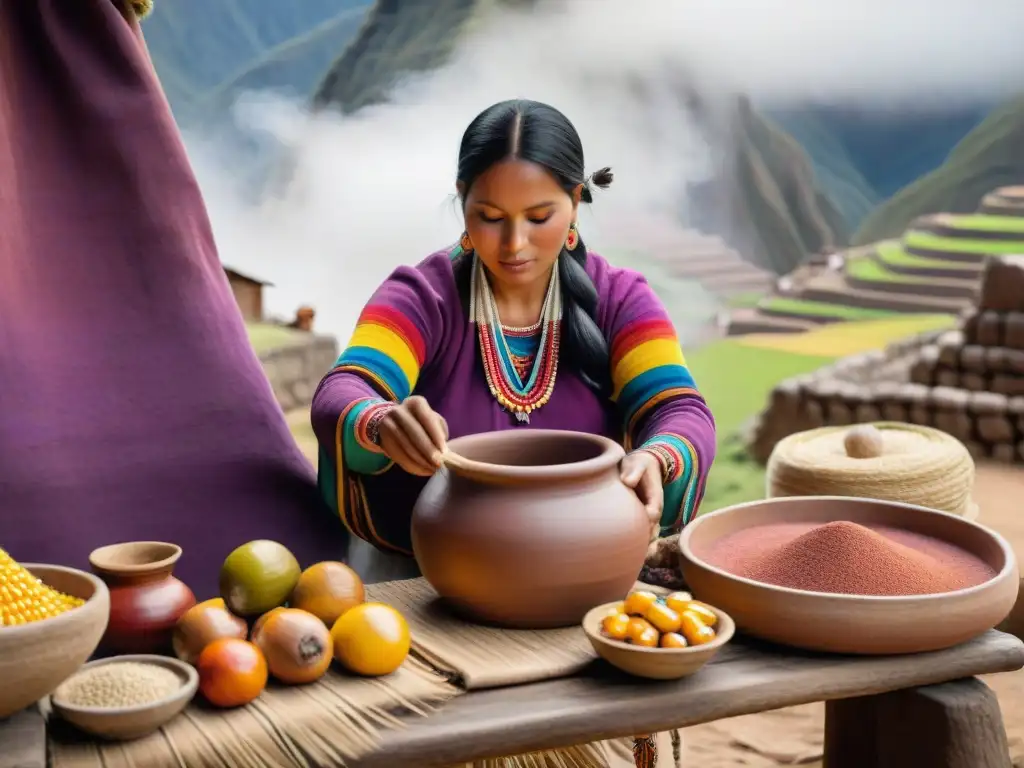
[767,422,978,519]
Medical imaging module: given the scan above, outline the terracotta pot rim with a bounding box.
[88,541,182,576]
[679,495,1017,603]
[445,429,625,483]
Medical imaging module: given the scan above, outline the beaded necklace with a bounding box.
[469,254,561,424]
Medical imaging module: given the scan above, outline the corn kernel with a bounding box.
[0,547,84,626]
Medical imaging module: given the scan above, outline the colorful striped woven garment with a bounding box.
[610,314,703,533]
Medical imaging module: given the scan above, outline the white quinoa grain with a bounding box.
[56,662,181,708]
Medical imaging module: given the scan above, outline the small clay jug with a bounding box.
[89,541,196,655]
[412,429,650,629]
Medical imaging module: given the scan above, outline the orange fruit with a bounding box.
[663,591,693,614]
[623,590,658,617]
[682,601,718,628]
[197,638,268,708]
[679,611,717,646]
[196,597,227,611]
[660,632,689,649]
[630,625,659,647]
[331,602,409,677]
[601,612,630,640]
[643,602,681,634]
[253,608,333,685]
[289,561,364,627]
[251,606,288,641]
[625,616,656,644]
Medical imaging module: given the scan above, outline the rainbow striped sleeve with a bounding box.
[312,263,446,555]
[608,277,714,533]
[335,302,428,403]
[610,315,699,434]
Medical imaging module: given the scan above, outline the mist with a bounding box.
[183,0,1024,344]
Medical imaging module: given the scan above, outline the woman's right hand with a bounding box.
[377,395,449,477]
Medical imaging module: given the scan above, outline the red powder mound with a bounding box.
[702,521,995,597]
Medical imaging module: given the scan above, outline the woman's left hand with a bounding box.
[620,451,664,540]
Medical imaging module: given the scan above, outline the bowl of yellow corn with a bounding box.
[0,550,111,719]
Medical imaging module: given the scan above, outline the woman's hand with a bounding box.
[377,396,449,477]
[620,450,664,540]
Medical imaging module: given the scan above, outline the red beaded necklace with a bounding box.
[469,254,561,425]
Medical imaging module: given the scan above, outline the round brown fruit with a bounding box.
[173,604,249,666]
[289,561,365,627]
[253,607,333,685]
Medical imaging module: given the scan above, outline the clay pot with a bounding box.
[412,429,650,629]
[89,541,196,655]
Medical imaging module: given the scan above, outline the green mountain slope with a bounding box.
[143,0,370,124]
[853,99,1024,245]
[312,0,846,274]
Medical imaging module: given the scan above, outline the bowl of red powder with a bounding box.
[679,496,1019,655]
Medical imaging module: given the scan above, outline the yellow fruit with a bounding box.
[0,548,84,626]
[601,612,630,640]
[331,602,410,677]
[622,590,659,617]
[643,602,682,634]
[663,591,693,614]
[679,611,717,646]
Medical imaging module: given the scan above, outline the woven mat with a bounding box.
[366,579,656,690]
[49,657,458,768]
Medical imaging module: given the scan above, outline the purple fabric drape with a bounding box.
[0,0,347,598]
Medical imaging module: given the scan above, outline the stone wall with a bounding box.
[747,254,1024,465]
[259,334,338,412]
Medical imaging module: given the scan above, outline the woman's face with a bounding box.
[462,159,579,290]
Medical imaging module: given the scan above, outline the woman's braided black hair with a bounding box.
[452,99,614,396]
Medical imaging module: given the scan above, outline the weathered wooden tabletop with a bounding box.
[3,630,1022,768]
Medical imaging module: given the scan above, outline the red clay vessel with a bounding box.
[412,429,651,629]
[89,541,196,655]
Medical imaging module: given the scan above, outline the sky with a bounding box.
[182,0,1024,342]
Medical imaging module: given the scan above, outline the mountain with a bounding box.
[853,99,1024,244]
[142,0,371,126]
[311,0,846,275]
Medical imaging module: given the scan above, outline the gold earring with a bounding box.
[460,231,473,253]
[565,223,579,251]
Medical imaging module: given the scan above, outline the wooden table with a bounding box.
[3,630,1023,768]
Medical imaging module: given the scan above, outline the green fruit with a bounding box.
[219,540,301,616]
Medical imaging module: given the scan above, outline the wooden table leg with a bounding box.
[824,677,1012,768]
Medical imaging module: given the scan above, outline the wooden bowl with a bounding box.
[679,496,1019,655]
[582,602,735,680]
[0,565,110,719]
[51,655,198,740]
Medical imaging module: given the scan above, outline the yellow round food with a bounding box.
[643,602,681,634]
[663,591,693,614]
[330,602,409,677]
[679,611,717,646]
[659,632,689,649]
[601,612,630,640]
[0,548,83,626]
[682,601,718,628]
[623,590,658,617]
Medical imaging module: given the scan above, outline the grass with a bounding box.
[759,296,897,321]
[691,312,957,512]
[874,240,982,271]
[246,322,305,354]
[737,313,957,356]
[902,229,1024,255]
[938,213,1024,233]
[845,252,927,283]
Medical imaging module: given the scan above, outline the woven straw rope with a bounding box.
[767,423,975,516]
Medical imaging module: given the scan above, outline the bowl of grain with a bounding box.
[51,655,198,740]
[679,496,1019,655]
[0,563,111,719]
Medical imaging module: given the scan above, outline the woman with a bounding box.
[312,100,716,767]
